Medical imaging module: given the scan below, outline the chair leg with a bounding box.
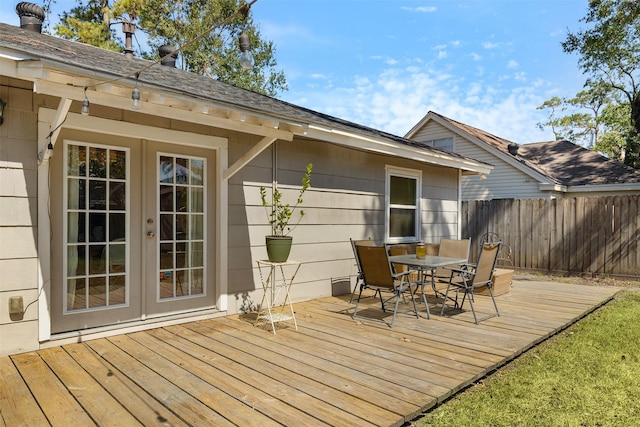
[409,284,420,320]
[465,289,479,324]
[488,285,500,318]
[388,283,419,327]
[349,279,359,303]
[440,283,454,316]
[389,291,401,327]
[467,285,500,324]
[352,286,365,319]
[349,274,367,303]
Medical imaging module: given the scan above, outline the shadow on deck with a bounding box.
[0,279,620,427]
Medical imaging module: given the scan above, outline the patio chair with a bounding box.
[480,232,513,267]
[352,243,419,327]
[439,242,502,324]
[349,238,380,303]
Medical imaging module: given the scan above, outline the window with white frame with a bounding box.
[386,166,421,242]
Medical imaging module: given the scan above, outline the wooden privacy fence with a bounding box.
[461,196,640,278]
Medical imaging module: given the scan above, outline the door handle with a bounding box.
[147,231,155,239]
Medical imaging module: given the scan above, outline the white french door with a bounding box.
[144,142,216,316]
[51,138,216,334]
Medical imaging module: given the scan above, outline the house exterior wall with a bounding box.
[0,76,463,355]
[0,78,40,355]
[226,136,461,315]
[413,121,545,200]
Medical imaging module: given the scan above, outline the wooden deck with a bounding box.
[0,279,619,427]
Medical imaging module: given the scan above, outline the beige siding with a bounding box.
[412,121,452,142]
[414,121,545,200]
[456,140,544,200]
[0,79,40,355]
[226,137,460,314]
[0,320,39,355]
[0,77,464,352]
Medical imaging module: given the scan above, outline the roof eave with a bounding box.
[563,183,640,193]
[305,125,493,174]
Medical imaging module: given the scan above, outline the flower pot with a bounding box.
[265,236,293,263]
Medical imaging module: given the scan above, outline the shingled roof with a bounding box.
[427,111,640,186]
[0,22,492,172]
[518,140,640,186]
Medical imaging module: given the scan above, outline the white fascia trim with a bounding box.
[0,47,35,62]
[539,183,567,192]
[565,183,640,193]
[304,125,493,174]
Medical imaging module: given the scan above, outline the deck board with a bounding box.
[0,280,620,426]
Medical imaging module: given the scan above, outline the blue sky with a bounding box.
[2,0,590,144]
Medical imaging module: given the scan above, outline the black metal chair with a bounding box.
[349,238,379,303]
[440,242,502,324]
[352,243,419,327]
[480,232,513,267]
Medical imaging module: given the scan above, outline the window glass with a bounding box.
[157,154,207,300]
[425,137,454,152]
[390,176,416,205]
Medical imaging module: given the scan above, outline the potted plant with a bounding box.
[260,163,313,262]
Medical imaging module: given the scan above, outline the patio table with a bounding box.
[388,254,468,317]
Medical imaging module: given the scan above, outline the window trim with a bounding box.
[385,165,422,243]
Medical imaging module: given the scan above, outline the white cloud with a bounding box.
[507,60,519,69]
[401,6,438,13]
[482,42,500,49]
[514,71,527,82]
[288,64,555,144]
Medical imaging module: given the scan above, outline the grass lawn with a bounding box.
[413,287,640,426]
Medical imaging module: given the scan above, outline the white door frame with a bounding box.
[37,108,228,342]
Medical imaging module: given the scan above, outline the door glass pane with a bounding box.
[89,147,107,178]
[110,150,126,180]
[65,143,129,312]
[190,159,204,185]
[191,188,203,212]
[109,276,126,304]
[89,180,106,210]
[176,214,188,240]
[191,215,203,240]
[157,154,206,300]
[109,213,126,241]
[109,182,126,210]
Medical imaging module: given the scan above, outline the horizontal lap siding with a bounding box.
[413,121,544,201]
[462,196,640,278]
[227,138,461,313]
[0,81,40,355]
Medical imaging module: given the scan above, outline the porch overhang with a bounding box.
[303,125,494,175]
[4,51,492,178]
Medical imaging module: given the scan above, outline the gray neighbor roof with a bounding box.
[0,22,481,167]
[431,111,640,186]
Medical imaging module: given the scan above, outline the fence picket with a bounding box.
[461,196,639,278]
